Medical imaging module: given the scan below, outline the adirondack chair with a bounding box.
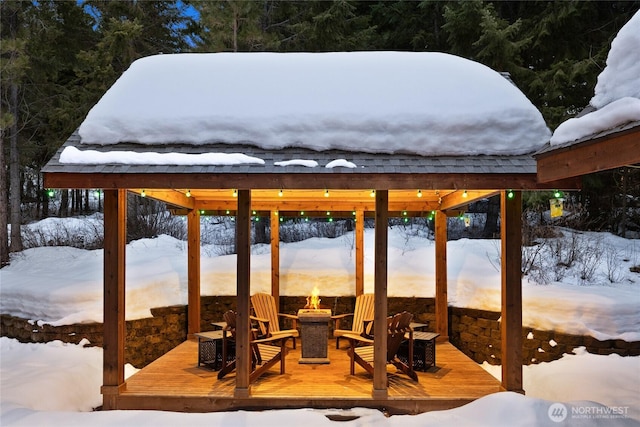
[217,310,294,383]
[332,293,374,349]
[251,293,299,348]
[343,311,418,382]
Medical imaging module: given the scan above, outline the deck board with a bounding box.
[119,339,501,413]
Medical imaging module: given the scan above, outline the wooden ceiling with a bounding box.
[128,188,499,215]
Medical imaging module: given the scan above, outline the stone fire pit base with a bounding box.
[297,309,331,364]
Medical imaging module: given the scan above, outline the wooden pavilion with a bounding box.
[41,52,579,412]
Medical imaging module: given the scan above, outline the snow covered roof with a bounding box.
[548,11,640,148]
[72,51,549,159]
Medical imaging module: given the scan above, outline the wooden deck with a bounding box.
[117,339,502,414]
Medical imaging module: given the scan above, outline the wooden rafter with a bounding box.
[536,126,640,183]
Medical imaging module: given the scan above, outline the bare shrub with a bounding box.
[603,244,624,283]
[127,195,186,242]
[521,242,543,275]
[279,218,350,243]
[577,236,602,284]
[22,216,104,250]
[549,230,582,268]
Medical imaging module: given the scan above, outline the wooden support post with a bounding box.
[235,189,252,397]
[101,189,126,410]
[501,190,524,393]
[355,209,364,296]
[187,208,201,336]
[271,210,280,310]
[435,210,449,341]
[373,190,388,398]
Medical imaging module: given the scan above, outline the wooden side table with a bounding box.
[194,330,225,370]
[399,331,439,371]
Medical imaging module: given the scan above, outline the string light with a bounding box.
[554,190,562,198]
[46,189,55,198]
[326,211,331,216]
[226,210,230,215]
[324,189,330,198]
[370,190,375,198]
[185,189,191,197]
[278,189,283,197]
[232,189,237,197]
[462,190,468,198]
[141,189,146,197]
[507,189,514,199]
[417,190,422,198]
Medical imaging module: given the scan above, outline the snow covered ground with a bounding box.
[1,218,639,426]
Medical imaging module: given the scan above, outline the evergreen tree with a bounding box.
[368,0,447,51]
[192,0,278,52]
[1,1,30,253]
[277,1,376,52]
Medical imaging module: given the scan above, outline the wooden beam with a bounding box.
[536,127,640,183]
[197,199,440,212]
[434,210,448,341]
[101,189,126,410]
[128,189,195,209]
[270,210,280,310]
[187,209,201,336]
[500,190,524,393]
[235,189,252,397]
[43,171,580,191]
[373,190,388,398]
[439,190,499,211]
[355,210,364,296]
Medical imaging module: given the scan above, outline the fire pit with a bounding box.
[298,286,331,364]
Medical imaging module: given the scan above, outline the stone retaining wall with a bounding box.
[2,298,638,369]
[449,306,640,365]
[1,305,187,368]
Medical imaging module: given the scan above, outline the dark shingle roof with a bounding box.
[43,131,537,176]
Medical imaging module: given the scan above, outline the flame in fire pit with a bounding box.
[306,286,321,309]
